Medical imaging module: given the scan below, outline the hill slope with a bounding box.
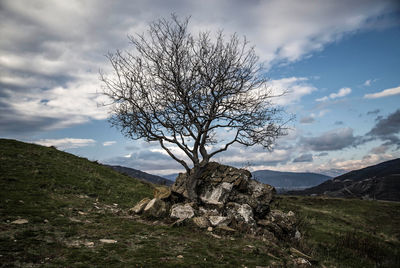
[1,139,399,267]
[252,169,331,190]
[289,158,400,201]
[105,164,174,186]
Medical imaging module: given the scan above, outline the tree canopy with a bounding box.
[101,15,288,174]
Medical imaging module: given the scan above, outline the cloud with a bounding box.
[32,138,96,149]
[366,109,380,115]
[104,149,183,175]
[366,109,400,147]
[364,85,400,99]
[301,127,358,151]
[334,121,344,125]
[103,141,116,146]
[364,79,372,86]
[268,77,316,105]
[316,87,351,102]
[293,153,313,163]
[0,74,108,135]
[300,116,315,124]
[0,0,397,135]
[370,144,390,154]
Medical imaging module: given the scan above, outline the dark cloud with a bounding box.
[293,154,313,163]
[300,116,315,124]
[367,109,380,116]
[317,152,328,157]
[300,127,358,151]
[370,144,390,154]
[334,121,344,125]
[366,109,400,147]
[0,103,59,136]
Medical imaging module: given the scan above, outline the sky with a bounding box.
[1,0,400,177]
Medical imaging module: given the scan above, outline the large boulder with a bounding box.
[171,162,251,201]
[171,162,275,217]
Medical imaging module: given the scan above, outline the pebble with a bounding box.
[11,219,28,224]
[99,239,117,244]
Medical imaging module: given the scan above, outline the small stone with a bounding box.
[293,257,311,266]
[69,217,82,223]
[216,225,236,233]
[192,216,209,228]
[177,255,184,259]
[84,241,94,247]
[295,230,301,240]
[208,216,230,227]
[207,227,213,232]
[11,219,28,224]
[78,211,87,215]
[44,219,49,223]
[99,239,117,244]
[211,233,221,239]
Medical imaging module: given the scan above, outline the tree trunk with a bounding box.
[185,167,200,202]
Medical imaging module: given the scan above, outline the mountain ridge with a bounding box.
[105,164,174,186]
[288,158,400,201]
[252,169,331,190]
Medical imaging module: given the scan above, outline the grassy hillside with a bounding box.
[1,139,399,267]
[273,196,400,267]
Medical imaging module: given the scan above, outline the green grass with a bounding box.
[1,138,399,267]
[273,195,400,267]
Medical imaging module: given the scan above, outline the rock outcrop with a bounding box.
[131,162,297,240]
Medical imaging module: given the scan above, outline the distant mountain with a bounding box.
[105,165,174,186]
[288,158,400,201]
[252,170,331,190]
[162,173,179,182]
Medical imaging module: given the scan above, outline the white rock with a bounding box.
[208,216,230,226]
[237,204,254,223]
[99,239,117,244]
[200,182,233,205]
[170,204,195,220]
[295,230,301,240]
[11,219,28,224]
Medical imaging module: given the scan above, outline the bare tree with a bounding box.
[101,15,288,200]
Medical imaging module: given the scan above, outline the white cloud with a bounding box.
[268,77,316,105]
[316,87,351,102]
[364,79,372,86]
[364,85,400,99]
[0,0,397,135]
[32,138,96,149]
[103,141,116,146]
[1,73,108,131]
